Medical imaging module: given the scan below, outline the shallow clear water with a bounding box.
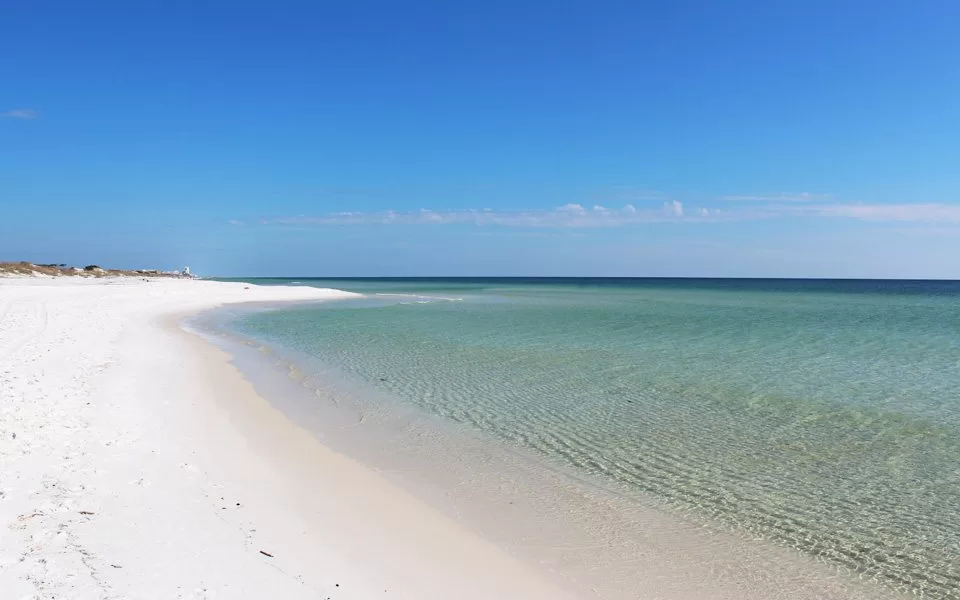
[224,278,960,599]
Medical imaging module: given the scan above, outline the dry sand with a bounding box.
[0,277,578,600]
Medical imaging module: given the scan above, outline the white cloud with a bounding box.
[250,191,960,229]
[262,203,693,228]
[557,203,587,214]
[419,208,444,223]
[1,108,39,119]
[663,200,684,217]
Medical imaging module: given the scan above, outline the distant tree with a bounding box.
[83,265,101,271]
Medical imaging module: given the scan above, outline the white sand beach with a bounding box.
[0,277,578,600]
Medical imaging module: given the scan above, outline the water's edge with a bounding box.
[186,301,904,600]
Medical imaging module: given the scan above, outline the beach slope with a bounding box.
[0,277,576,600]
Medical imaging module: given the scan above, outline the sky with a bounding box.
[2,0,959,278]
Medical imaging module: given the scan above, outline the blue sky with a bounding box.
[2,0,959,277]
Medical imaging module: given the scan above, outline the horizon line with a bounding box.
[208,275,960,282]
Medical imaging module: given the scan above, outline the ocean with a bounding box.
[204,278,960,599]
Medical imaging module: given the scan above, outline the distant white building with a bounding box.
[181,266,195,278]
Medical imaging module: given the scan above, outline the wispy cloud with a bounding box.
[261,202,696,228]
[250,196,960,229]
[789,203,960,222]
[722,192,831,202]
[590,186,668,203]
[1,108,39,120]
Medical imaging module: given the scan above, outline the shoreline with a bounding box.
[198,298,906,600]
[0,277,574,599]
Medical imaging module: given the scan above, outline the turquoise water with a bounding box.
[225,278,960,599]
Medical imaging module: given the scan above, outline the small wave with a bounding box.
[374,293,463,302]
[374,293,425,298]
